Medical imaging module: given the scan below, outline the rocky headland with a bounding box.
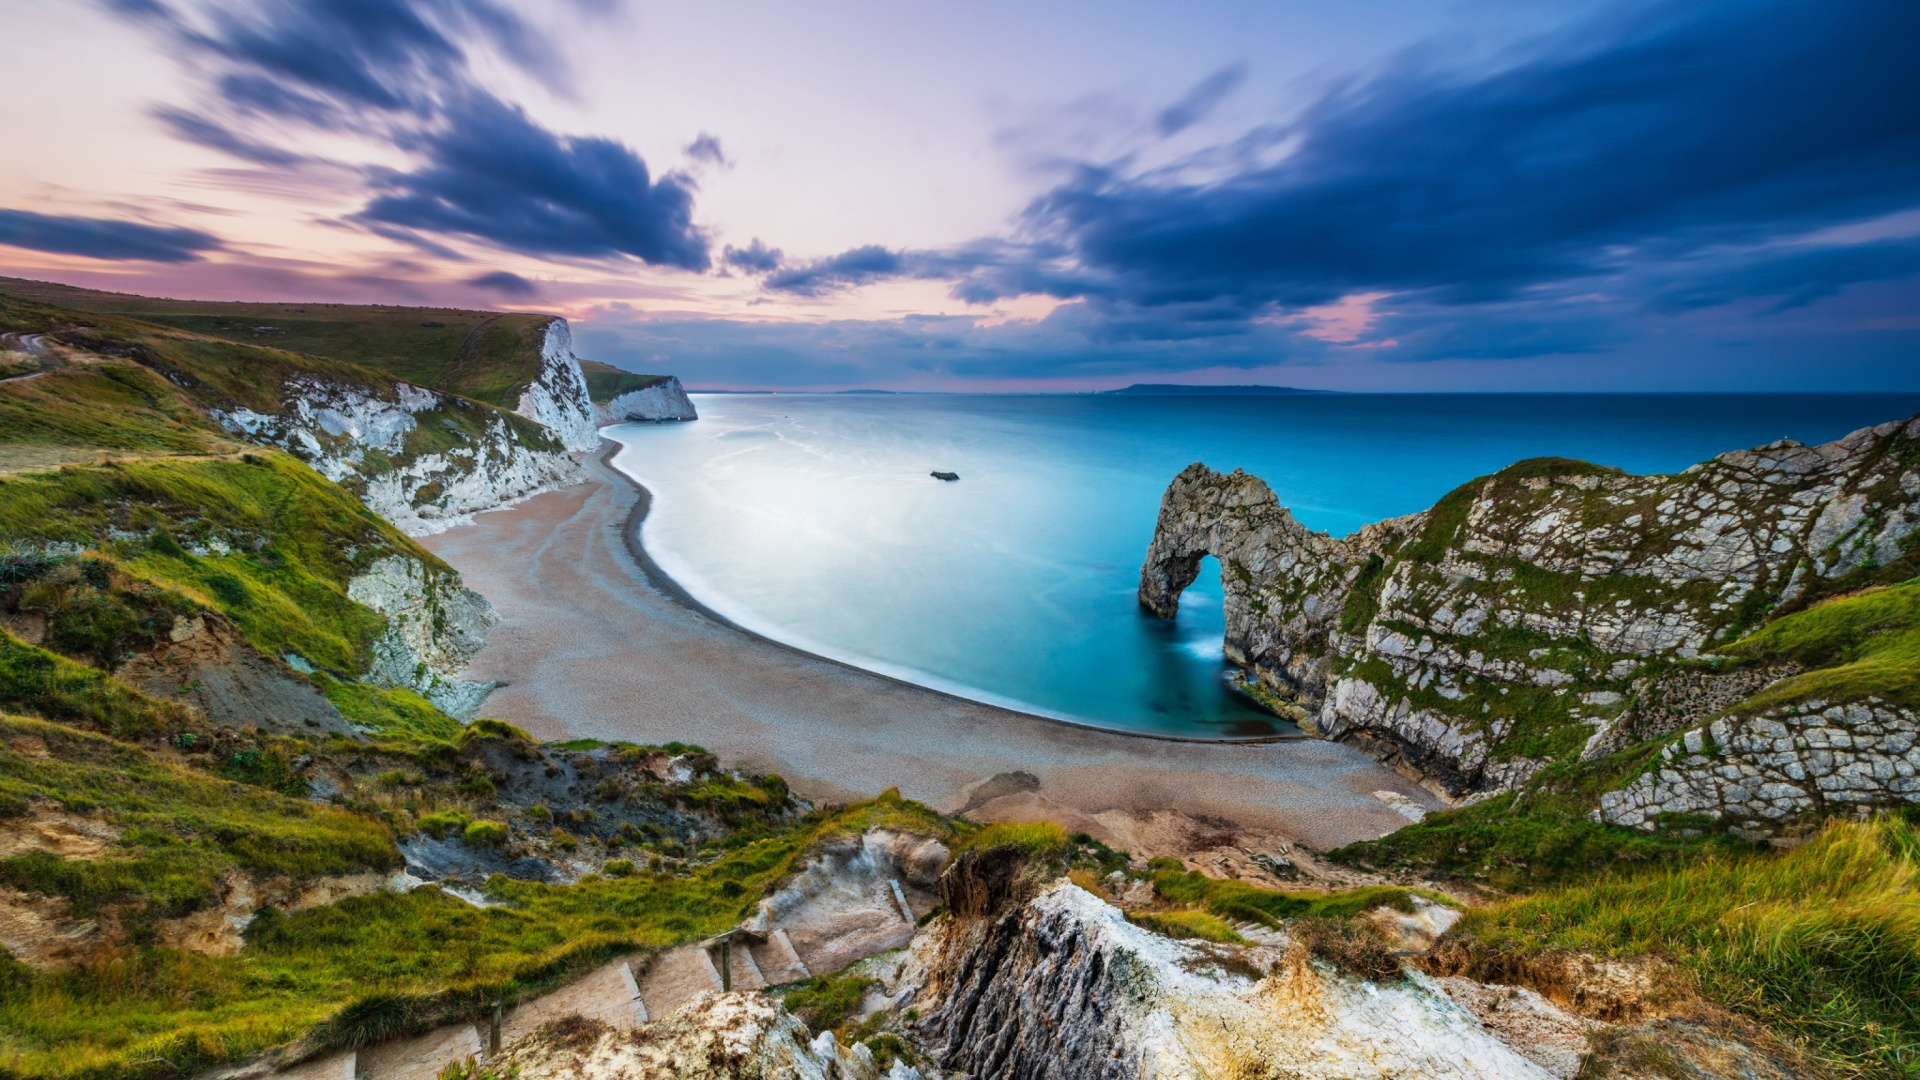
[1140,416,1920,838]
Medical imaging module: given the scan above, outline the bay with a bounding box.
[608,393,1920,738]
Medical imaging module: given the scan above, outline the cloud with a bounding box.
[0,209,223,262]
[759,0,1920,352]
[358,95,708,267]
[1154,64,1246,137]
[115,0,708,269]
[1007,0,1920,313]
[685,133,729,167]
[466,269,537,296]
[722,239,782,273]
[764,245,906,295]
[1649,236,1920,314]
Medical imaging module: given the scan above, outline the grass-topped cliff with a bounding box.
[0,277,674,415]
[0,277,556,411]
[578,358,670,404]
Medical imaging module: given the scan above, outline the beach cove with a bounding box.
[418,445,1436,850]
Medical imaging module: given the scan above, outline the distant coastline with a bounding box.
[1100,383,1337,396]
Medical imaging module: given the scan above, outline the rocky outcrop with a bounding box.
[517,320,604,451]
[915,880,1562,1079]
[214,375,583,536]
[347,555,499,718]
[1597,698,1920,835]
[494,992,921,1080]
[1140,417,1920,801]
[598,374,699,423]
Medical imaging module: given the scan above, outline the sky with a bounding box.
[1,0,1917,391]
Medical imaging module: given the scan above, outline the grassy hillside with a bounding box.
[0,277,562,410]
[1440,814,1920,1078]
[578,358,668,404]
[0,784,944,1080]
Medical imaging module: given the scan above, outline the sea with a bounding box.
[607,392,1920,739]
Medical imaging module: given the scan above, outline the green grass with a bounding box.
[0,631,190,740]
[955,821,1069,858]
[0,714,398,921]
[1148,866,1451,929]
[1331,780,1756,892]
[1128,909,1246,944]
[0,452,443,677]
[1449,814,1920,1078]
[0,792,957,1079]
[0,361,229,457]
[578,359,668,404]
[776,969,876,1033]
[315,676,463,742]
[1720,577,1920,711]
[0,276,561,411]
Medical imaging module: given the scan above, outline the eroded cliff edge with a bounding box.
[1140,416,1920,835]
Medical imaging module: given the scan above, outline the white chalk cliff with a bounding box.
[516,319,603,451]
[598,374,698,423]
[213,373,584,536]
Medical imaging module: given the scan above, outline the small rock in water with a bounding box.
[930,470,960,481]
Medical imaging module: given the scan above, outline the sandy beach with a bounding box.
[418,440,1438,851]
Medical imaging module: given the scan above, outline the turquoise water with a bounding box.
[608,393,1920,738]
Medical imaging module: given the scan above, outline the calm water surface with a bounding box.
[609,393,1920,738]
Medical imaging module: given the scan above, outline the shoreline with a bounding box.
[419,442,1437,849]
[598,436,1309,747]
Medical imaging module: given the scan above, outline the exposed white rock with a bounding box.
[1597,699,1920,831]
[918,882,1560,1079]
[493,990,890,1080]
[516,319,602,452]
[347,555,499,718]
[214,375,584,537]
[598,374,699,423]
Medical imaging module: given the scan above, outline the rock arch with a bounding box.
[1136,463,1379,710]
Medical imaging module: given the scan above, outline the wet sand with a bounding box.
[418,443,1437,850]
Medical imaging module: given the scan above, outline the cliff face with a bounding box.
[346,554,500,719]
[214,375,583,536]
[1140,418,1920,822]
[599,374,699,422]
[915,880,1562,1080]
[514,319,603,451]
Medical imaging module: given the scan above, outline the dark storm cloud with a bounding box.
[1648,237,1920,314]
[764,0,1920,355]
[1010,0,1920,312]
[113,0,709,269]
[466,269,537,296]
[0,209,223,262]
[359,96,708,268]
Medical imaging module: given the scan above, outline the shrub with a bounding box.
[1292,917,1401,982]
[959,821,1070,859]
[602,859,635,878]
[462,820,507,847]
[551,829,579,852]
[417,809,471,839]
